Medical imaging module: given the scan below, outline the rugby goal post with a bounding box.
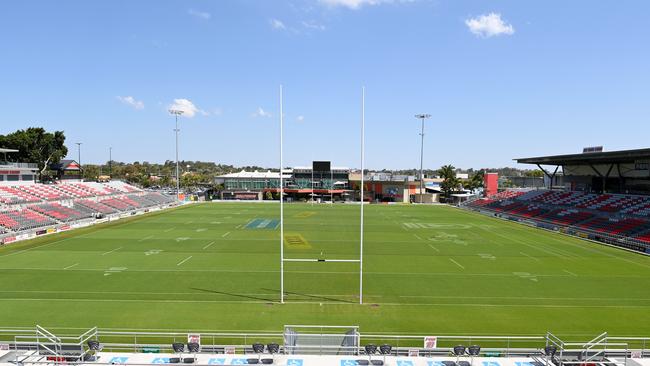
[279,86,366,304]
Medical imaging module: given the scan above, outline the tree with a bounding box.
[0,127,68,178]
[438,164,461,199]
[464,170,485,191]
[525,170,544,178]
[82,165,101,181]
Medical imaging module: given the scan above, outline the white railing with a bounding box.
[0,327,648,361]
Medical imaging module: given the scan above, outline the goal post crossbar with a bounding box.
[282,258,361,263]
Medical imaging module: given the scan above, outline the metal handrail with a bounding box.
[2,327,648,362]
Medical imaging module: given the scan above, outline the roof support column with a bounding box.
[603,164,614,194]
[537,164,559,189]
[617,163,624,193]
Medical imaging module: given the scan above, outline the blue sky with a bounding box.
[1,1,648,170]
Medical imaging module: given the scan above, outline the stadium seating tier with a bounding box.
[467,189,650,244]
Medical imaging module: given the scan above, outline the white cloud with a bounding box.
[270,18,287,30]
[167,98,207,118]
[117,96,144,110]
[251,107,272,118]
[465,13,515,38]
[319,0,410,10]
[188,8,211,20]
[296,115,305,122]
[301,21,326,31]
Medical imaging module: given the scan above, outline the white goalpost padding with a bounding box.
[278,86,366,305]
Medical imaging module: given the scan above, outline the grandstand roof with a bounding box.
[516,148,650,165]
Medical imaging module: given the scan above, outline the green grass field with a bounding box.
[1,202,649,337]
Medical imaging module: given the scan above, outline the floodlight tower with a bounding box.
[415,114,431,203]
[169,109,184,201]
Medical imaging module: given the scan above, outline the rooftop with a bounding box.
[516,147,650,165]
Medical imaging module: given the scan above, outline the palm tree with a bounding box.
[464,170,484,192]
[438,164,460,200]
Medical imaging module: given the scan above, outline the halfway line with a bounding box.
[222,232,231,238]
[203,241,215,250]
[64,263,79,270]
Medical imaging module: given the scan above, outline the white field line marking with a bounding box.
[221,232,231,238]
[449,258,465,270]
[63,263,79,270]
[491,229,568,260]
[2,216,145,258]
[138,235,153,242]
[427,243,440,252]
[185,221,193,225]
[202,241,215,250]
[563,269,578,277]
[101,247,123,256]
[176,256,193,266]
[559,238,650,269]
[1,266,639,278]
[163,227,175,233]
[0,236,74,258]
[235,224,242,229]
[531,242,579,259]
[0,289,370,298]
[504,224,582,258]
[398,295,650,301]
[1,298,648,308]
[413,234,424,241]
[520,252,541,262]
[3,289,647,303]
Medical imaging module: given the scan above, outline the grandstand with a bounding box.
[465,148,650,254]
[466,190,650,253]
[0,178,177,244]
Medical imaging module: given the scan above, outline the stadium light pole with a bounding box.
[170,109,184,202]
[415,114,431,203]
[76,142,82,179]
